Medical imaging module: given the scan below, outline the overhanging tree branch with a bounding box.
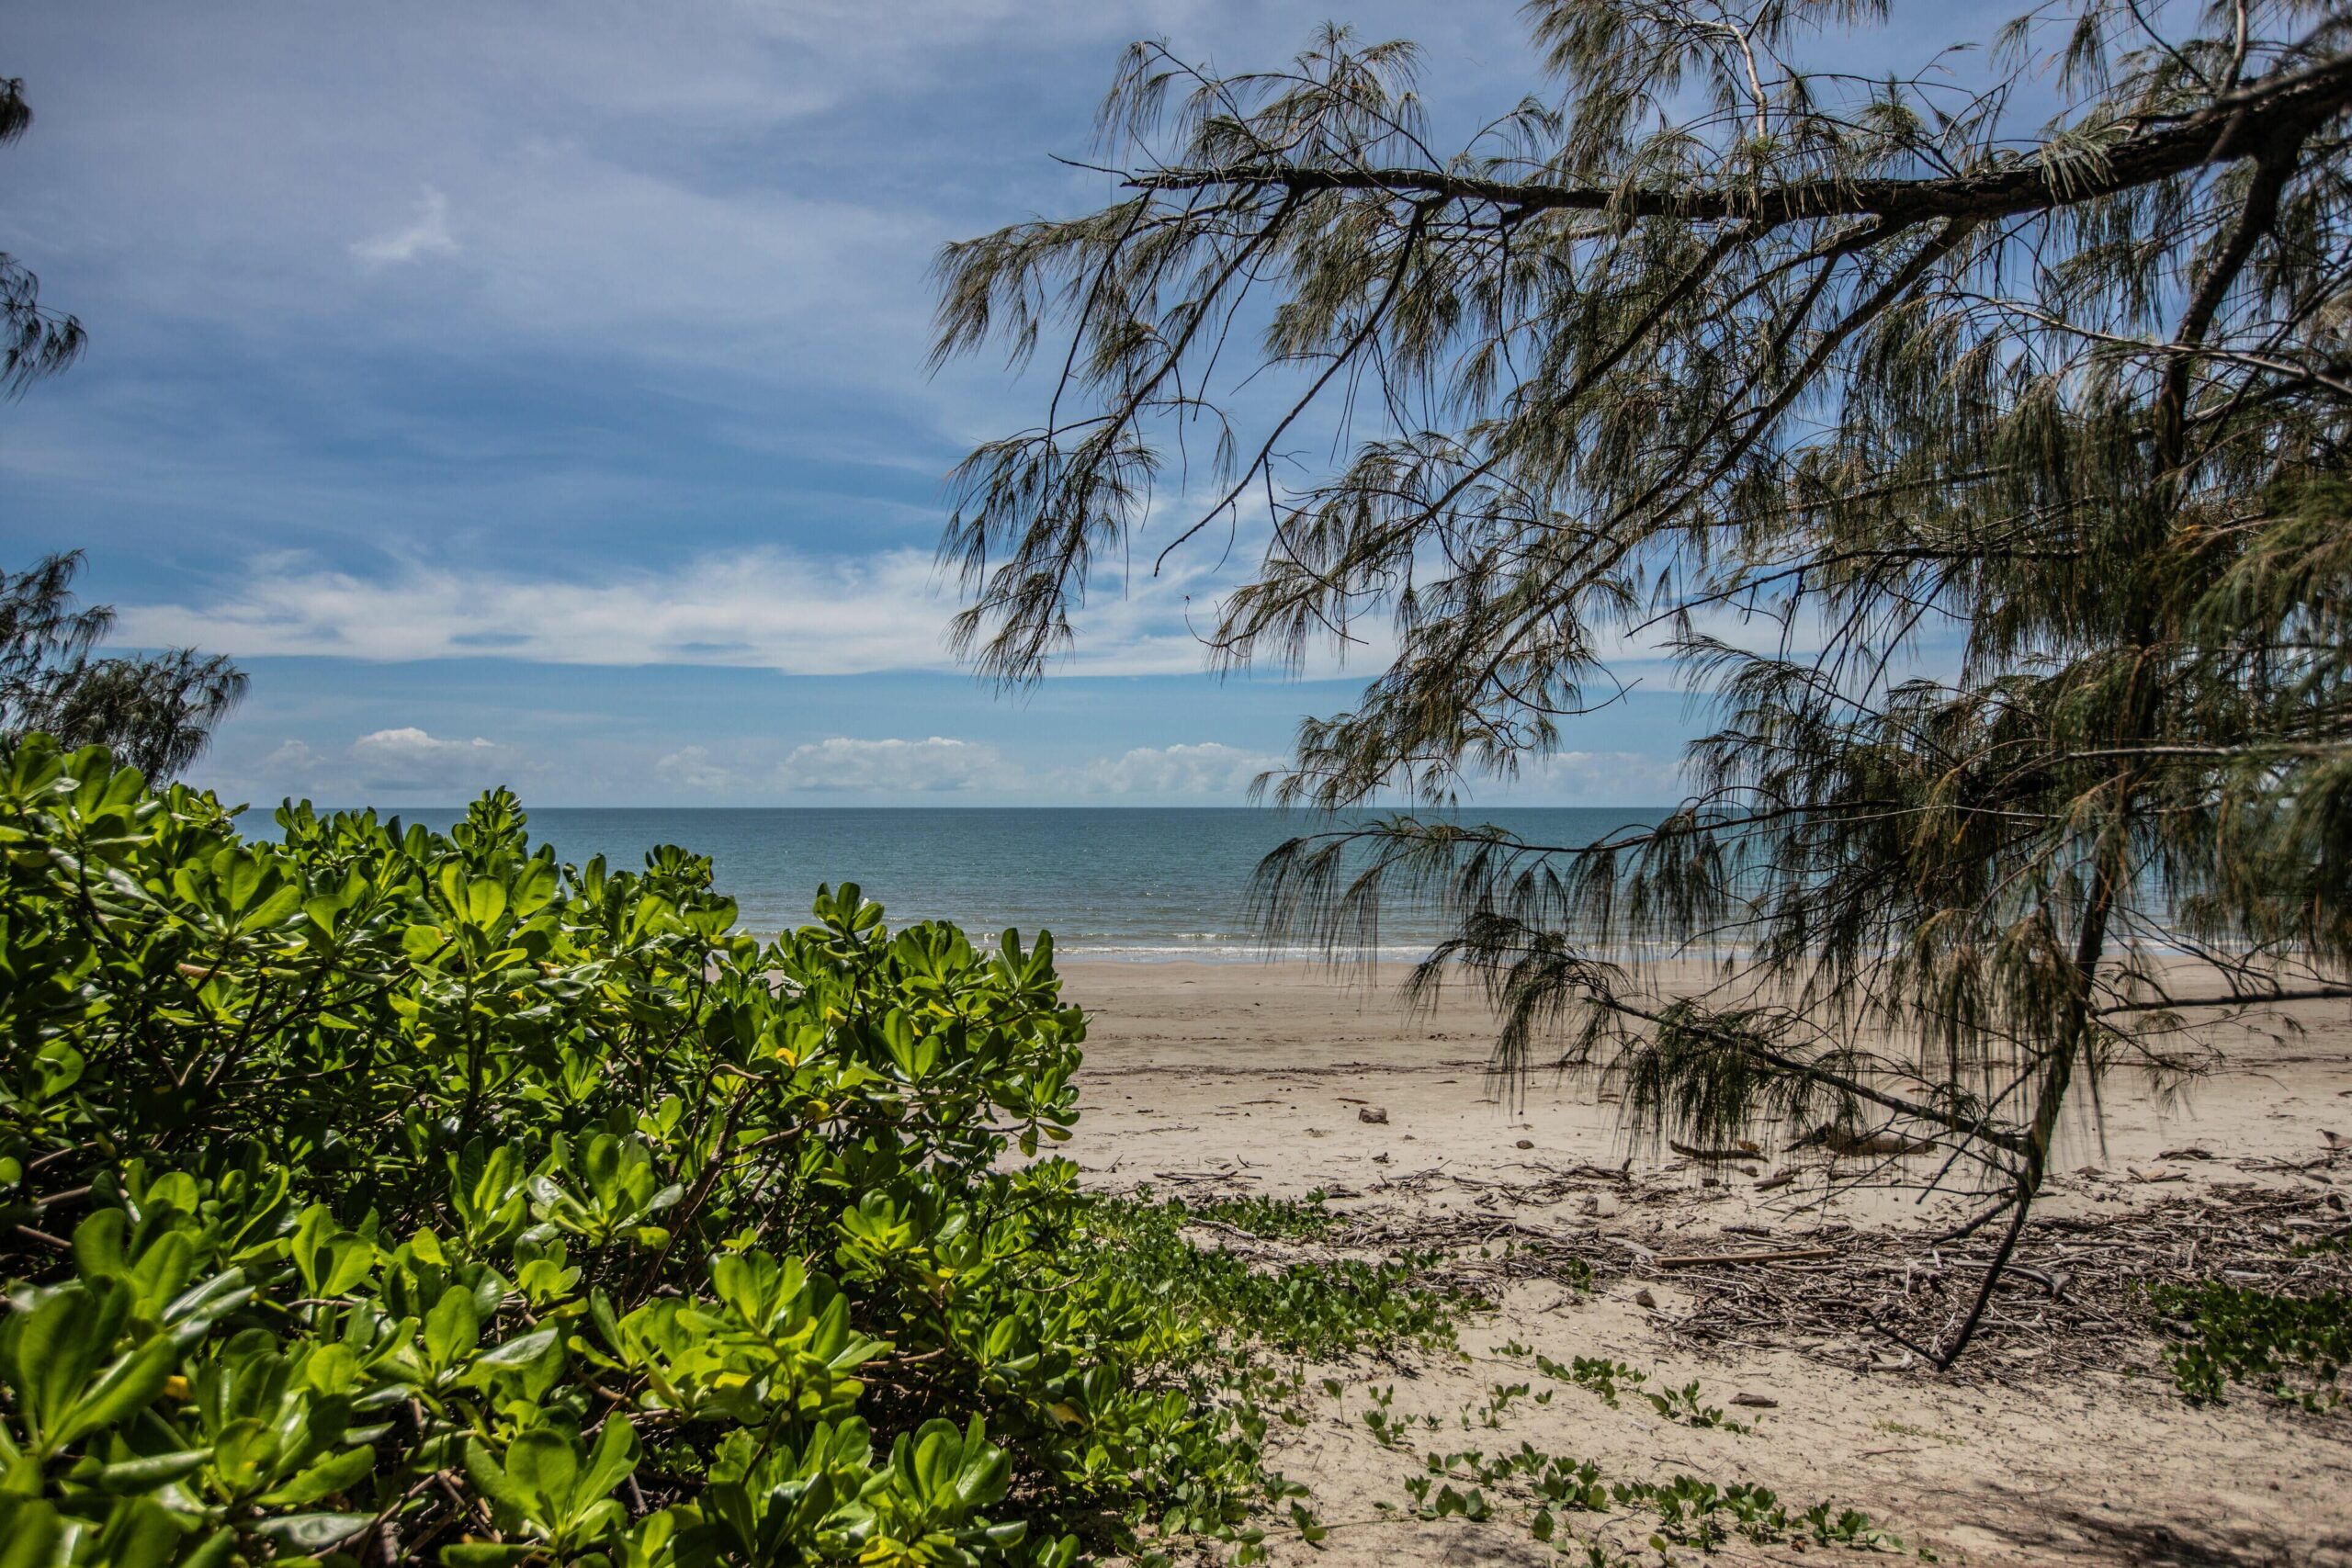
[1129,53,2352,227]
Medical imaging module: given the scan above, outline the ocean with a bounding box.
[326,807,1665,960]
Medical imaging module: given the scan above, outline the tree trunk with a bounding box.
[1934,813,2123,1366]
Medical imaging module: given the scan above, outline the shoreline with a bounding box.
[1052,957,2344,1204]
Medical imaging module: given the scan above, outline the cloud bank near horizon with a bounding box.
[112,544,1364,680]
[237,723,1678,808]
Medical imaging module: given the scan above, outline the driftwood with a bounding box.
[1669,1140,1762,1164]
[1793,1124,1939,1157]
[1654,1247,1838,1269]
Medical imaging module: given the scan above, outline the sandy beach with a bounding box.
[1057,960,2352,1567]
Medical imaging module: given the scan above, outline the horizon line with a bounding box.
[257,800,1679,813]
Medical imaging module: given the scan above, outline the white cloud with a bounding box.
[775,736,1014,793]
[117,548,955,673]
[1077,741,1282,796]
[351,186,458,266]
[258,739,322,775]
[654,745,745,792]
[1511,750,1684,803]
[241,727,524,800]
[762,736,1284,798]
[210,727,1676,807]
[345,727,505,791]
[109,547,1311,678]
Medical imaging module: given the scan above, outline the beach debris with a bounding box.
[1359,1106,1389,1124]
[1730,1393,1779,1408]
[1792,1124,1936,1157]
[1645,1184,2352,1380]
[1515,1138,1534,1149]
[2156,1146,2215,1160]
[1634,1287,1657,1308]
[1655,1246,1838,1269]
[1670,1139,1762,1163]
[1754,1169,1798,1191]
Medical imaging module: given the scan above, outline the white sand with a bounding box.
[1057,959,2352,1567]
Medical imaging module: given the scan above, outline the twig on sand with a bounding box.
[1655,1246,1838,1269]
[1670,1140,1764,1165]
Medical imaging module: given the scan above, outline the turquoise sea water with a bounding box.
[336,807,1665,959]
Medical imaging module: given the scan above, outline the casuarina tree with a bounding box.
[0,553,245,778]
[932,0,2352,1361]
[1,77,85,397]
[0,80,244,778]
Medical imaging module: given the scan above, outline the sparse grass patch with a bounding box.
[1088,1192,1466,1359]
[2148,1280,2351,1411]
[1352,1359,1911,1559]
[1404,1440,1905,1555]
[1168,1187,1342,1242]
[1532,1352,1748,1430]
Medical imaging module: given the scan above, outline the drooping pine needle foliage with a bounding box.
[0,553,248,779]
[1,76,85,397]
[0,740,1447,1565]
[3,85,242,778]
[933,2,2352,1358]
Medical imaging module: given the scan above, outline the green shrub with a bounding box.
[2148,1280,2351,1410]
[0,739,1434,1566]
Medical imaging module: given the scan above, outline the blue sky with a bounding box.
[1,2,1971,807]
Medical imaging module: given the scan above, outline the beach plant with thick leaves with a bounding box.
[0,737,1382,1567]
